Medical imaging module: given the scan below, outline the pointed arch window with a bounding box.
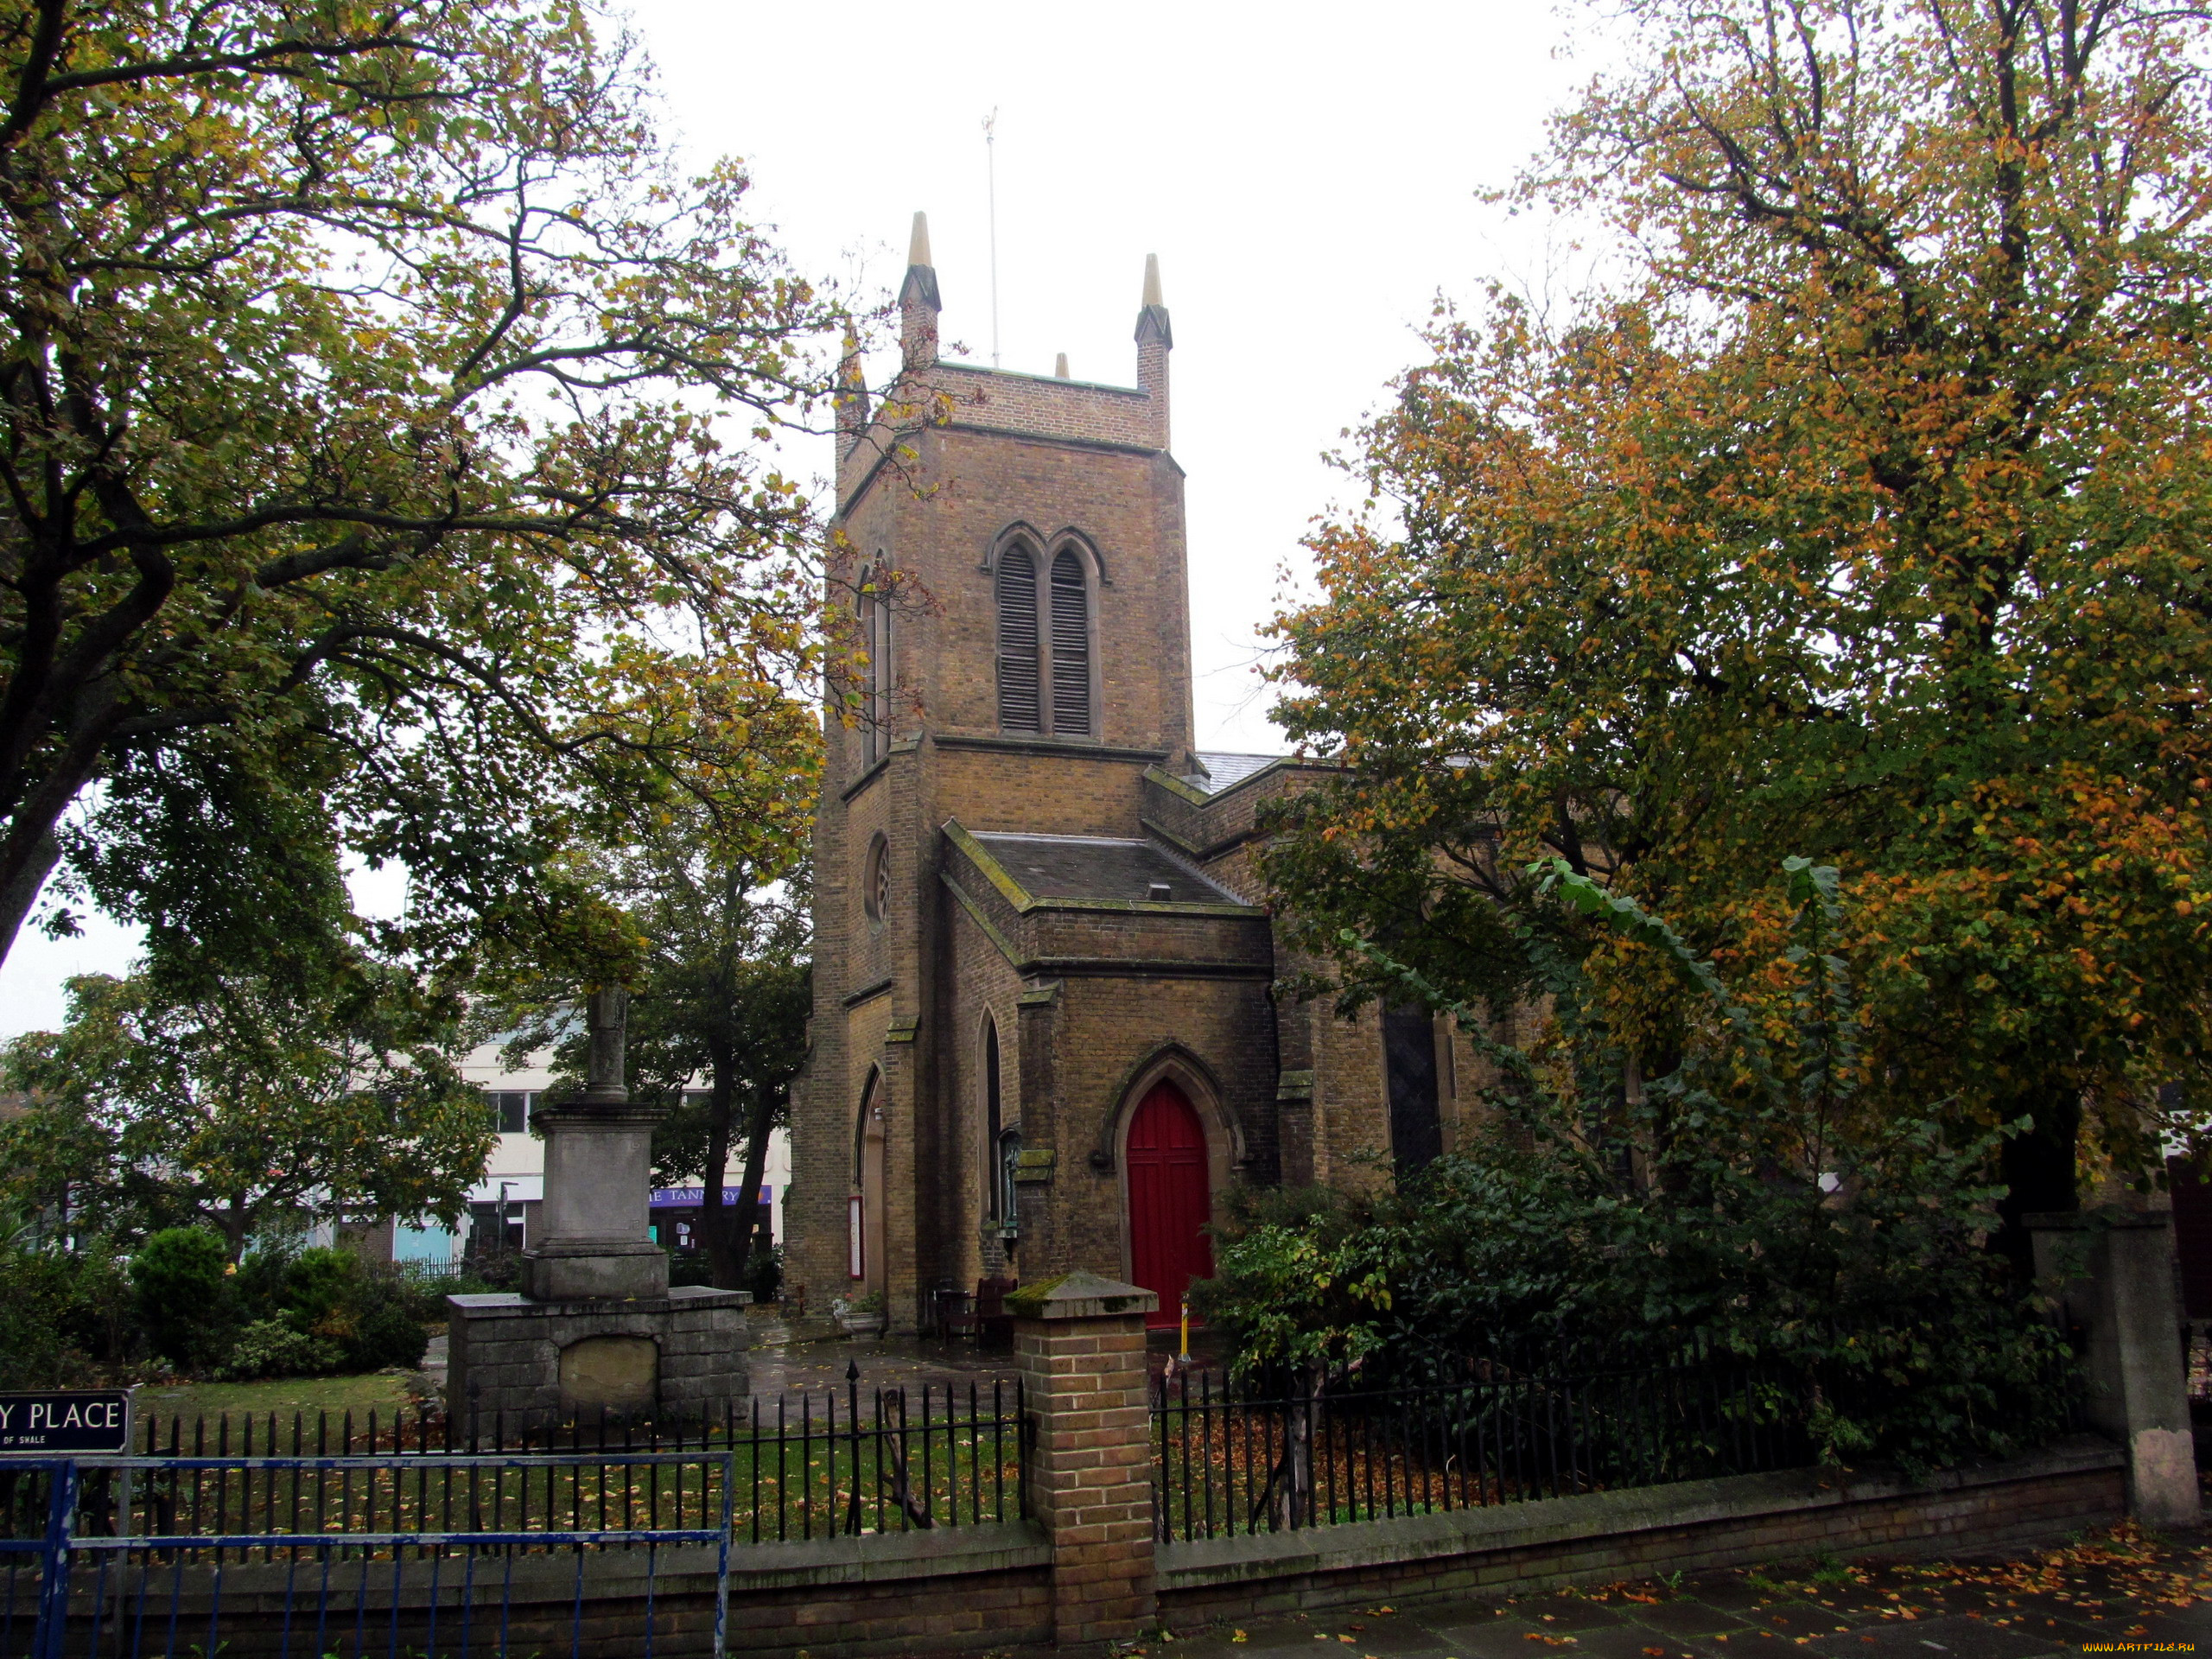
[861,560,893,763]
[995,547,1042,732]
[1049,548,1091,736]
[850,1068,880,1281]
[982,1017,1003,1218]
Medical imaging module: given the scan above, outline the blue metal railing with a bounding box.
[0,1450,736,1659]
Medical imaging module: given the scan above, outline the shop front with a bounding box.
[649,1185,774,1255]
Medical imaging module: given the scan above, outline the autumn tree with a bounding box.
[0,964,493,1260]
[493,789,812,1293]
[1268,0,2212,1243]
[0,0,843,978]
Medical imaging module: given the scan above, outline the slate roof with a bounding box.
[965,832,1246,906]
[1187,751,1287,794]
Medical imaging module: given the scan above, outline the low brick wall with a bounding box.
[719,1522,1054,1655]
[59,1523,1052,1659]
[1159,1435,2126,1627]
[55,1440,2128,1655]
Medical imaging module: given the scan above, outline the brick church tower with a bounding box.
[787,217,1461,1332]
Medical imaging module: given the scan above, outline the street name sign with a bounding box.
[0,1389,133,1454]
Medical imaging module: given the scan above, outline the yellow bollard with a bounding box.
[1179,1291,1190,1362]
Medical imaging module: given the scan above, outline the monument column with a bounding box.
[446,987,750,1427]
[520,988,671,1301]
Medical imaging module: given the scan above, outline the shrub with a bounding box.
[342,1278,429,1371]
[280,1247,358,1338]
[130,1228,232,1369]
[263,1248,434,1371]
[48,1247,136,1367]
[231,1242,299,1325]
[667,1249,717,1288]
[387,1268,457,1325]
[0,1225,143,1388]
[746,1243,783,1304]
[461,1249,521,1291]
[214,1319,342,1381]
[0,1246,79,1387]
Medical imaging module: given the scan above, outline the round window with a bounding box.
[864,835,890,931]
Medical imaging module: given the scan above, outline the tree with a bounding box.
[0,964,493,1259]
[0,0,844,976]
[1201,861,2075,1472]
[498,800,812,1292]
[1266,0,2212,1242]
[639,934,810,1292]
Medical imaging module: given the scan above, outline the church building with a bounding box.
[785,217,1484,1332]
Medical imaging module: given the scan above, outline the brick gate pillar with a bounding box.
[2029,1209,2202,1529]
[1008,1270,1160,1649]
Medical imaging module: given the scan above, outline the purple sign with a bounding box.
[649,1187,772,1208]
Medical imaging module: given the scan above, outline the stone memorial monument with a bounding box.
[445,988,750,1425]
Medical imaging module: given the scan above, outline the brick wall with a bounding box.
[1158,1438,2126,1628]
[57,1529,1053,1659]
[65,1376,2128,1659]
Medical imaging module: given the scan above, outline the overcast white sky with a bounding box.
[0,0,1600,1038]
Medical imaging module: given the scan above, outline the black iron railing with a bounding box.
[1152,1350,1808,1541]
[0,1381,1027,1656]
[20,1378,1025,1553]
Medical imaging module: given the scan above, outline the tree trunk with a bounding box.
[698,1045,741,1289]
[1995,1082,2082,1279]
[0,829,60,974]
[215,1203,251,1264]
[727,1081,778,1292]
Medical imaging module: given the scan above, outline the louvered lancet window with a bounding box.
[996,548,1041,732]
[1050,549,1091,735]
[859,566,891,764]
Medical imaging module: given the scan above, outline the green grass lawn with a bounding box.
[113,1423,1021,1541]
[137,1370,422,1442]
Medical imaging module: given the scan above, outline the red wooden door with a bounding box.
[1125,1082,1213,1328]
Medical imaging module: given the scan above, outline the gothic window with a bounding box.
[850,1069,880,1281]
[995,547,1041,732]
[983,1016,1008,1220]
[997,1128,1023,1234]
[1049,548,1091,736]
[1382,1005,1444,1179]
[861,561,893,763]
[854,1070,878,1184]
[863,834,889,931]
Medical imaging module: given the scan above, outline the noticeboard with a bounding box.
[0,1389,134,1455]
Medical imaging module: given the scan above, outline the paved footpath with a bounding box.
[1139,1527,2212,1659]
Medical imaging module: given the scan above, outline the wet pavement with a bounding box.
[1137,1527,2212,1659]
[737,1312,1221,1399]
[744,1316,1019,1400]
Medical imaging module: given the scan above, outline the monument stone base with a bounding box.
[446,1286,750,1428]
[518,1237,669,1301]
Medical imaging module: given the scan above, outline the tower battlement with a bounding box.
[836,213,1171,510]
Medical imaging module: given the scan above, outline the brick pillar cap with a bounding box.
[1006,1269,1158,1321]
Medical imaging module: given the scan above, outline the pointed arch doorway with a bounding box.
[1124,1080,1213,1328]
[851,1071,886,1304]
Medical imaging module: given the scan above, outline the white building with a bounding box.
[389,1035,791,1267]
